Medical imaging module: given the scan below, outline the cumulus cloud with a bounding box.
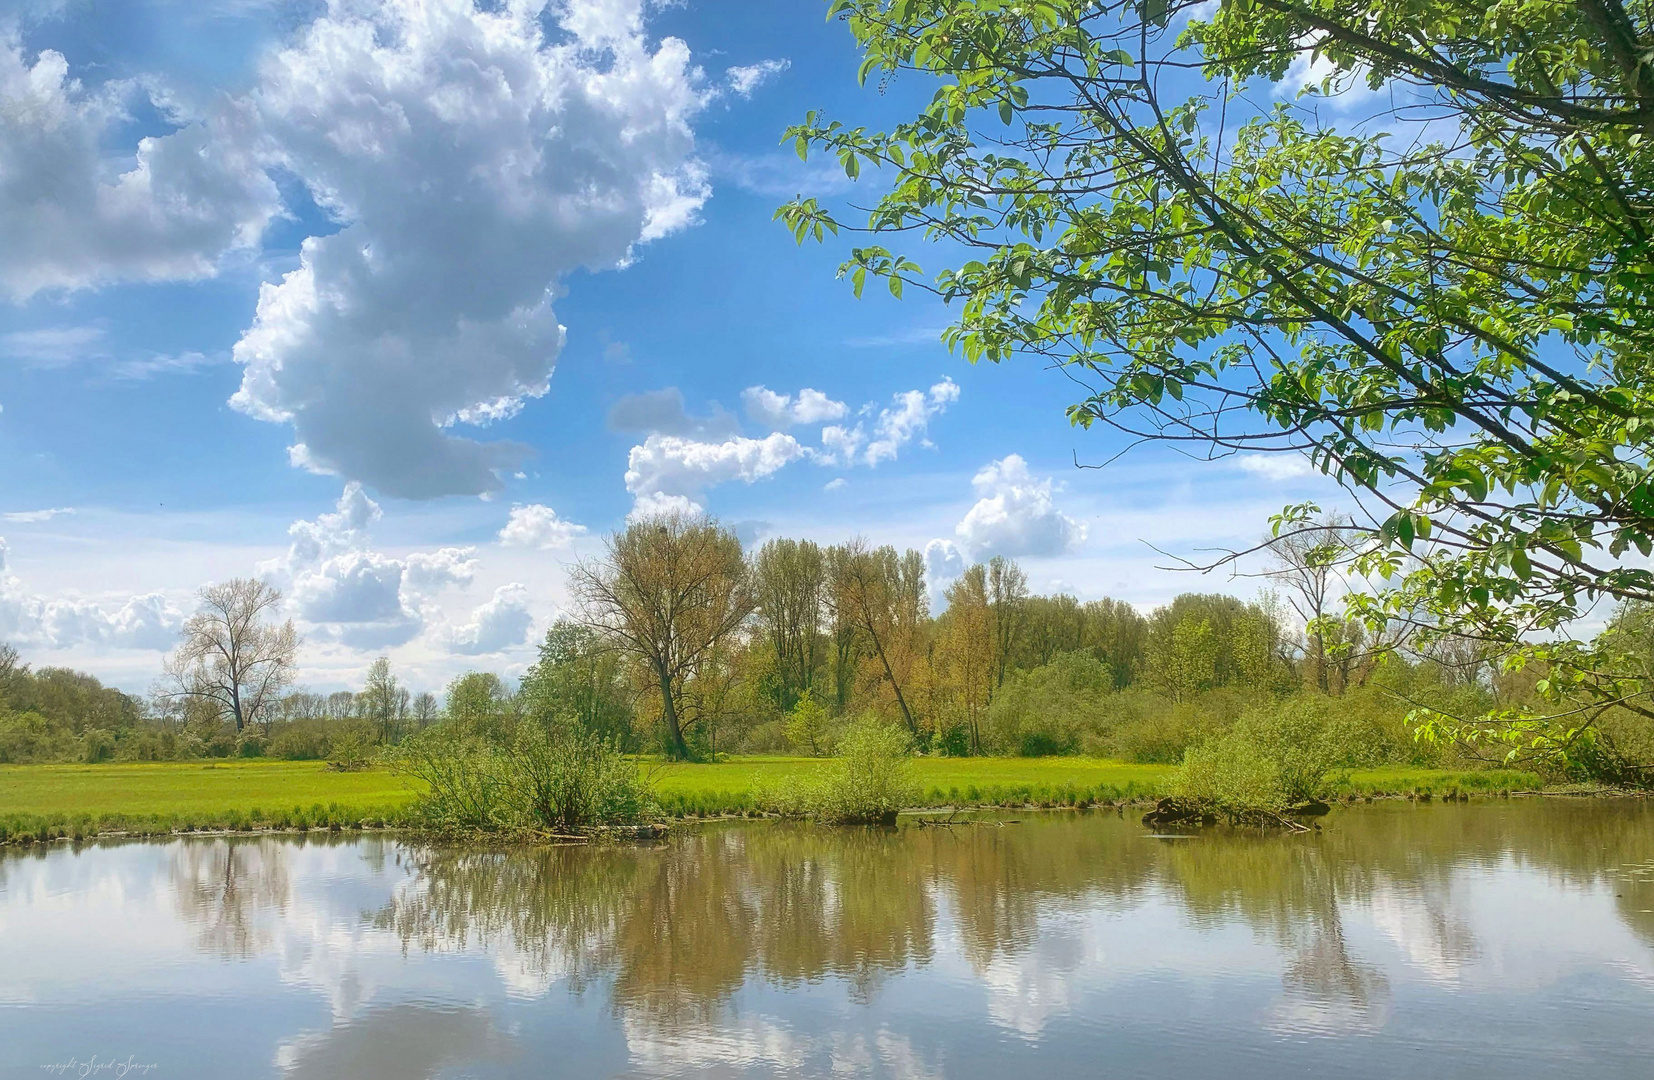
[447,583,534,655]
[955,454,1087,559]
[922,538,966,609]
[624,432,807,515]
[740,385,847,429]
[0,37,279,301]
[819,378,959,467]
[264,483,476,648]
[725,58,789,98]
[229,0,711,498]
[497,504,587,551]
[0,537,184,651]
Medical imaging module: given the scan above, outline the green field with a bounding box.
[0,756,1543,844]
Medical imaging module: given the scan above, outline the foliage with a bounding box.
[519,621,636,748]
[1175,696,1367,818]
[571,512,755,760]
[393,717,655,837]
[781,0,1654,776]
[761,716,919,825]
[982,652,1114,756]
[783,690,831,756]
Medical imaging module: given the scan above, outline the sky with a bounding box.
[0,0,1342,695]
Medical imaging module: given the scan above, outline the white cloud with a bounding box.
[624,432,807,515]
[229,0,710,499]
[1236,453,1315,481]
[0,37,279,301]
[725,58,789,98]
[0,538,184,651]
[819,378,959,467]
[740,385,847,429]
[629,491,703,519]
[2,507,74,523]
[497,504,587,551]
[955,454,1087,559]
[447,583,533,655]
[264,483,477,647]
[823,477,847,492]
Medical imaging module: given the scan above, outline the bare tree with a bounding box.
[357,656,408,744]
[410,691,441,730]
[162,579,299,734]
[570,513,755,760]
[1266,515,1358,694]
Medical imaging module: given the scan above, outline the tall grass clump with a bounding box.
[757,716,917,825]
[392,717,654,837]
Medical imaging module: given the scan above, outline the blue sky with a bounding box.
[0,0,1337,693]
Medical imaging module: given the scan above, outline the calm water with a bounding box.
[2,802,1652,1079]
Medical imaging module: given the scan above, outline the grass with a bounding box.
[0,756,1548,844]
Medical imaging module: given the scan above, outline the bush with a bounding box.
[982,652,1113,756]
[80,728,116,763]
[269,720,334,760]
[507,721,653,834]
[393,719,655,836]
[1172,695,1366,820]
[783,692,830,756]
[760,715,918,825]
[327,725,375,771]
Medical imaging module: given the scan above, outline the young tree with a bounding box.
[519,620,634,747]
[782,0,1654,771]
[985,556,1028,693]
[161,579,299,734]
[570,513,755,760]
[940,565,994,753]
[357,657,407,744]
[753,537,828,712]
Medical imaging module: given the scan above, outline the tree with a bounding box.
[939,564,993,752]
[782,0,1654,773]
[520,620,635,747]
[445,671,512,740]
[358,657,408,744]
[570,513,755,760]
[411,691,441,729]
[753,537,828,712]
[985,556,1028,693]
[828,540,928,737]
[162,579,299,735]
[1268,516,1357,693]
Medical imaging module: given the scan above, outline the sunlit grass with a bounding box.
[0,755,1547,843]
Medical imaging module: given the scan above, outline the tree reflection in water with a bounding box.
[164,802,1654,1044]
[170,837,293,959]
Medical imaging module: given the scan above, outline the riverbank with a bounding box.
[0,757,1549,845]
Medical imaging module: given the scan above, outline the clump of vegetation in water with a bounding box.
[759,716,917,825]
[1161,698,1363,826]
[392,718,654,838]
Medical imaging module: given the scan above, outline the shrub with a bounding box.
[760,715,918,825]
[327,724,375,771]
[392,719,655,836]
[80,728,116,764]
[1172,695,1366,820]
[507,721,653,834]
[982,652,1113,756]
[783,692,830,756]
[270,720,334,760]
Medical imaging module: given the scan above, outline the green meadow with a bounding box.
[0,756,1542,844]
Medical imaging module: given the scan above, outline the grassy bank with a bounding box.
[0,756,1544,845]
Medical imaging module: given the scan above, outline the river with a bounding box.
[2,800,1651,1078]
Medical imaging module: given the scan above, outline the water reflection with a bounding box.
[2,802,1652,1079]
